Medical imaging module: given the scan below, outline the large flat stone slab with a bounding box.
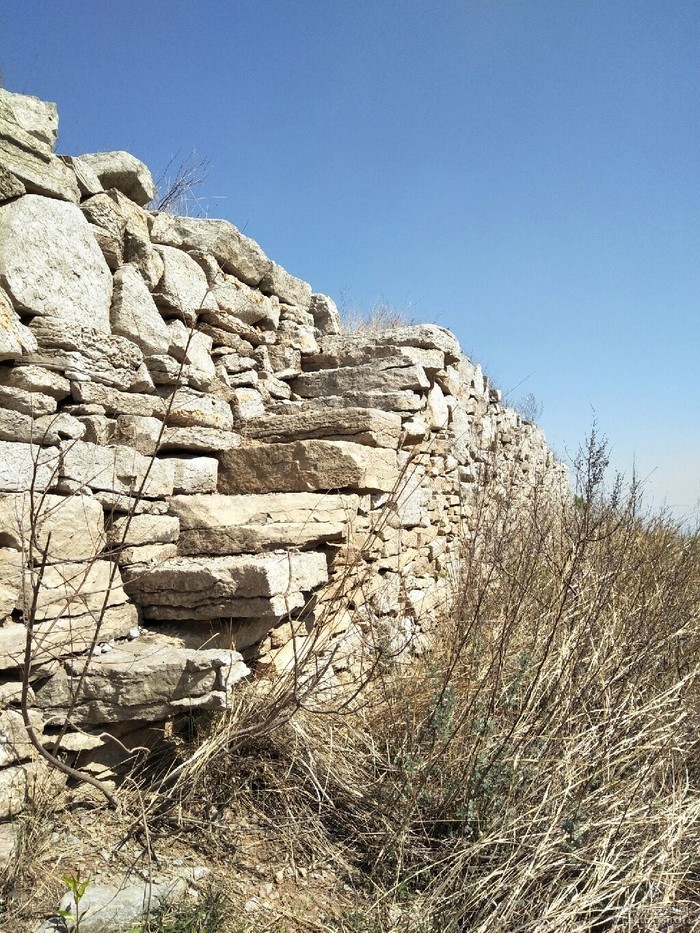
[219,440,398,494]
[320,324,462,360]
[0,441,58,492]
[34,634,249,724]
[123,551,328,621]
[242,407,402,448]
[0,195,112,330]
[60,440,174,498]
[0,493,105,564]
[78,150,156,206]
[170,492,359,555]
[290,361,429,397]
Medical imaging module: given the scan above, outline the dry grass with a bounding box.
[340,301,416,334]
[158,433,700,931]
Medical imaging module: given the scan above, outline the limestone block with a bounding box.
[321,324,462,360]
[183,330,216,388]
[153,245,217,322]
[199,322,258,352]
[35,637,249,724]
[206,275,280,327]
[124,550,328,610]
[243,407,403,449]
[160,387,233,430]
[291,362,429,398]
[0,364,70,399]
[277,321,319,354]
[309,293,341,335]
[59,155,103,196]
[0,166,25,202]
[27,558,127,622]
[54,877,190,932]
[219,440,398,494]
[146,351,215,392]
[80,191,127,240]
[0,286,37,364]
[116,542,178,565]
[266,344,301,377]
[78,150,156,206]
[0,493,105,563]
[71,381,167,418]
[258,372,291,400]
[231,387,265,420]
[0,441,58,492]
[0,91,79,201]
[0,385,56,417]
[0,409,58,445]
[0,707,47,767]
[259,261,312,309]
[114,415,241,455]
[171,492,356,555]
[0,89,57,148]
[107,514,180,548]
[110,264,169,356]
[285,389,425,414]
[150,212,272,286]
[0,195,112,330]
[0,547,22,617]
[427,383,450,430]
[308,342,443,374]
[88,222,123,270]
[27,319,144,391]
[0,760,59,820]
[168,455,218,494]
[60,440,174,498]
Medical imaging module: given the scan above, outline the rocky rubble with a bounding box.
[0,87,567,820]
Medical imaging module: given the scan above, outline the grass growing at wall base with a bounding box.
[160,433,700,931]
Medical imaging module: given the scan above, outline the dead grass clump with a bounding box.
[340,301,416,334]
[158,433,700,931]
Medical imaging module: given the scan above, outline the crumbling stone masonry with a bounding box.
[0,88,567,816]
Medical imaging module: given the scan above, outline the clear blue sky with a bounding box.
[1,0,698,516]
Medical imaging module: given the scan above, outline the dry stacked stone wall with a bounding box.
[0,89,567,816]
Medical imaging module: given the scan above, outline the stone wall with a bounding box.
[0,88,566,815]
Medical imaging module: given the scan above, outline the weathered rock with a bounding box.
[27,319,144,391]
[167,455,218,494]
[27,559,127,622]
[78,150,156,206]
[0,287,37,363]
[158,387,233,430]
[153,245,217,322]
[0,547,22,617]
[0,363,70,399]
[309,293,341,335]
[0,90,79,201]
[278,320,319,354]
[243,407,403,448]
[219,440,398,494]
[111,264,170,356]
[0,707,44,766]
[205,274,280,328]
[81,191,127,240]
[60,154,103,196]
[107,514,179,547]
[259,262,312,309]
[0,165,25,202]
[321,324,462,360]
[0,492,105,563]
[281,389,425,414]
[0,441,58,492]
[53,875,189,933]
[36,634,249,723]
[71,381,167,418]
[88,221,123,269]
[60,440,174,498]
[171,492,358,555]
[307,342,444,374]
[291,361,429,397]
[0,195,112,330]
[427,382,450,429]
[0,760,59,820]
[113,415,241,455]
[150,212,272,286]
[0,409,57,445]
[0,385,56,417]
[124,550,328,609]
[34,411,86,441]
[230,386,265,420]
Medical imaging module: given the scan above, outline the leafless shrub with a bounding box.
[152,432,700,931]
[340,300,417,334]
[152,151,213,215]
